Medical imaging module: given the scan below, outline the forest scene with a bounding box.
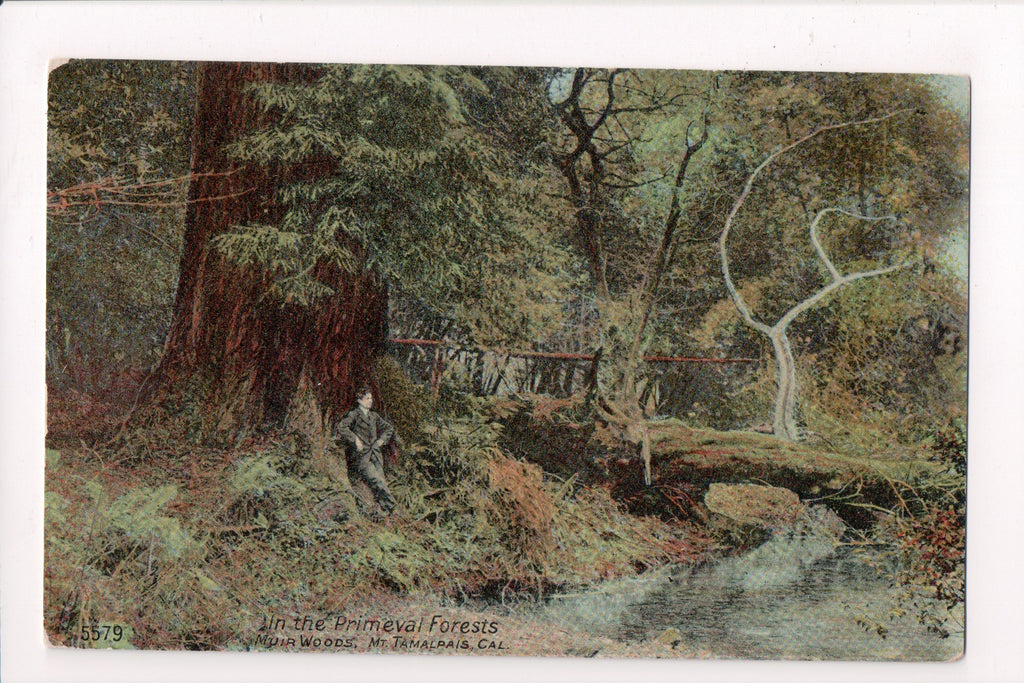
[45,60,967,660]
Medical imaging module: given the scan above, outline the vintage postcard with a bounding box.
[43,59,967,662]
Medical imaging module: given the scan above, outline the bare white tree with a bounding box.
[719,111,913,441]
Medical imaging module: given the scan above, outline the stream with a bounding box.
[546,527,963,661]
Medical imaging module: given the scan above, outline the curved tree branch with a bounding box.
[717,108,915,439]
[719,109,913,337]
[776,260,911,333]
[809,208,896,283]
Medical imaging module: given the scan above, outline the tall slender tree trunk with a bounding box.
[138,62,388,446]
[717,112,912,442]
[768,327,799,440]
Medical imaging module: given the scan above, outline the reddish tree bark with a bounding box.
[140,62,388,444]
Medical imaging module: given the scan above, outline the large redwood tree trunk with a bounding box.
[141,62,388,445]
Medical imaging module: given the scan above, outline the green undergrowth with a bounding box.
[45,409,713,650]
[850,417,966,641]
[46,389,960,652]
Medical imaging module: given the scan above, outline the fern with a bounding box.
[88,484,200,562]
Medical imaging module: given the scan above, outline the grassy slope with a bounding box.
[43,424,715,652]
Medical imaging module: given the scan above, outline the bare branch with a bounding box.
[600,170,672,190]
[776,260,912,333]
[809,207,897,283]
[678,230,720,244]
[719,109,913,337]
[48,186,257,212]
[589,69,621,137]
[630,108,714,357]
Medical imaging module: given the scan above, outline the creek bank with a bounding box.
[495,396,937,530]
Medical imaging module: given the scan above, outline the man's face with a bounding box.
[358,392,373,410]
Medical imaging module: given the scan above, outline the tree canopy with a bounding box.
[216,64,574,346]
[46,61,967,449]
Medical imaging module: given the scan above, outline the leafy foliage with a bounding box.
[212,64,573,346]
[47,63,968,450]
[858,419,966,640]
[44,449,230,649]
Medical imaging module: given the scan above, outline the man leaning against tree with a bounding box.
[333,385,398,518]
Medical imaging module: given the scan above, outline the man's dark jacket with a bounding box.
[333,407,395,458]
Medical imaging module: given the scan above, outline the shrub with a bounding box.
[871,418,965,639]
[45,451,228,649]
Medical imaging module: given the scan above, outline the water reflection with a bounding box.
[553,531,963,661]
